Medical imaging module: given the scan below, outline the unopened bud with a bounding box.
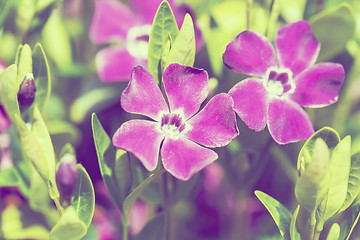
[17,73,36,109]
[56,153,78,206]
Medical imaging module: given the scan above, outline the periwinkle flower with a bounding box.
[223,20,345,144]
[17,73,36,110]
[89,0,202,82]
[112,63,238,181]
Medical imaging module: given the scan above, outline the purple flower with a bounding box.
[223,20,345,144]
[112,63,238,181]
[89,0,202,82]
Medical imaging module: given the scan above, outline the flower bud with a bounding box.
[17,73,36,110]
[56,153,78,206]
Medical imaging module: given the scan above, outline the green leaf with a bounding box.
[133,212,167,240]
[28,166,51,213]
[91,113,132,212]
[339,153,360,212]
[295,138,330,213]
[16,0,36,35]
[255,190,292,239]
[297,127,340,170]
[309,3,356,61]
[326,223,340,240]
[0,205,49,239]
[31,43,51,114]
[280,0,307,22]
[0,64,20,120]
[290,205,301,240]
[0,167,19,187]
[59,143,76,159]
[16,44,33,88]
[165,14,195,69]
[318,136,351,222]
[148,0,179,83]
[70,88,118,124]
[71,164,95,228]
[0,0,12,27]
[42,11,72,70]
[49,206,87,240]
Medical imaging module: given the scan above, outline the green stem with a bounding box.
[246,0,253,29]
[162,173,175,240]
[122,216,129,240]
[346,210,360,240]
[53,197,64,217]
[266,0,280,38]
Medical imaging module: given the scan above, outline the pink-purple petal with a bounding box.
[228,78,268,132]
[290,63,345,108]
[275,20,320,77]
[267,98,314,144]
[90,0,137,45]
[223,31,277,77]
[95,46,141,82]
[121,66,169,121]
[186,93,238,148]
[112,120,164,171]
[163,63,208,119]
[161,138,218,181]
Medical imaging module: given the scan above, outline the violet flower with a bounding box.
[89,0,202,82]
[223,20,345,144]
[112,63,238,181]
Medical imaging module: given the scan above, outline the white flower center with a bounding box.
[126,24,152,60]
[267,80,284,95]
[160,113,187,139]
[265,68,295,97]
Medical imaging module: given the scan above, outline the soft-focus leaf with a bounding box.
[16,44,33,88]
[133,212,167,240]
[309,3,356,61]
[148,0,179,83]
[319,136,351,221]
[255,190,292,239]
[42,11,72,70]
[295,138,330,213]
[71,164,95,227]
[290,205,301,240]
[16,0,36,35]
[0,0,11,27]
[49,206,87,240]
[326,223,340,240]
[165,14,195,68]
[0,205,49,239]
[28,166,51,213]
[70,88,117,124]
[0,64,20,120]
[31,43,51,114]
[0,167,19,187]
[339,153,360,212]
[91,113,132,213]
[280,0,307,22]
[297,127,340,170]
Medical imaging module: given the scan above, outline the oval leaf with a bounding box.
[0,64,20,120]
[326,223,340,240]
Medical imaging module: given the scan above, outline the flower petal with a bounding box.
[275,20,320,77]
[223,31,277,77]
[112,120,164,171]
[290,63,345,107]
[161,138,218,181]
[186,93,238,148]
[163,63,208,119]
[228,78,268,132]
[121,66,169,121]
[267,98,314,144]
[90,0,136,44]
[95,46,141,82]
[129,0,176,24]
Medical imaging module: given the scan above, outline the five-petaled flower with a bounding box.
[223,20,345,144]
[112,63,239,181]
[89,0,202,82]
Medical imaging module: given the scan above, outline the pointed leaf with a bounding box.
[255,190,292,239]
[295,138,330,213]
[339,153,360,212]
[148,0,179,83]
[71,164,95,228]
[16,44,33,88]
[49,206,87,240]
[165,14,195,68]
[309,3,356,61]
[290,205,302,240]
[91,113,133,213]
[0,64,20,120]
[326,223,340,240]
[0,167,19,187]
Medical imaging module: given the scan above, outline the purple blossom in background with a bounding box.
[89,0,202,82]
[112,63,238,181]
[223,20,345,144]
